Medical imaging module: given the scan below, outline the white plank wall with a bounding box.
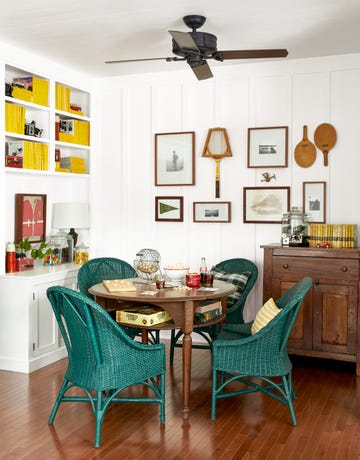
[99,54,360,320]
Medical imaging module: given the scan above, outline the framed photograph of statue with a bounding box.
[155,132,195,186]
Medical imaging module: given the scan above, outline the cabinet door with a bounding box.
[31,276,77,357]
[275,279,313,351]
[313,283,358,355]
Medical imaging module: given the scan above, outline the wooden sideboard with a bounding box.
[261,245,360,375]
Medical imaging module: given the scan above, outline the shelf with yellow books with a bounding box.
[5,139,49,171]
[55,82,90,118]
[5,65,49,107]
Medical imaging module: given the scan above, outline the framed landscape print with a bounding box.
[247,126,288,168]
[243,186,290,223]
[155,196,184,222]
[303,181,326,223]
[193,202,231,223]
[15,193,47,243]
[155,131,195,186]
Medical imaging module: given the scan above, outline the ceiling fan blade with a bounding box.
[106,57,171,64]
[215,49,288,60]
[169,30,199,52]
[190,61,213,80]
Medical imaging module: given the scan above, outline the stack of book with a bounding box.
[6,140,48,170]
[59,156,86,174]
[194,300,222,323]
[55,83,84,115]
[5,102,26,134]
[309,223,357,248]
[12,76,49,106]
[58,119,90,146]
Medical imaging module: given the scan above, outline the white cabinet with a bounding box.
[0,263,79,373]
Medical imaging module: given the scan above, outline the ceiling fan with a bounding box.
[106,15,288,80]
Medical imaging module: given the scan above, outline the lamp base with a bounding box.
[68,228,78,249]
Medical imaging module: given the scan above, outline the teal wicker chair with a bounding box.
[78,257,159,343]
[78,257,136,300]
[47,286,166,448]
[211,277,312,425]
[169,258,258,364]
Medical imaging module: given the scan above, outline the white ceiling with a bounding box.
[1,0,360,78]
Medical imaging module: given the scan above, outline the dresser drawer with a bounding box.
[273,256,359,281]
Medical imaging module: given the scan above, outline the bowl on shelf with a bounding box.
[163,265,189,283]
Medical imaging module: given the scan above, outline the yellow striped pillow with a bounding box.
[251,298,281,334]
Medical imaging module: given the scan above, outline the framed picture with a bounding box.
[247,126,288,168]
[155,131,195,186]
[303,181,326,223]
[193,202,231,223]
[155,196,184,222]
[15,193,47,243]
[243,187,290,223]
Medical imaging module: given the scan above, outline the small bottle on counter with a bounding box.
[6,242,16,273]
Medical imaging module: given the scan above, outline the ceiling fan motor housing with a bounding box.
[172,32,217,58]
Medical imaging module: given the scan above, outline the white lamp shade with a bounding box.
[52,202,90,229]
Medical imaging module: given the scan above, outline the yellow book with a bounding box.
[32,77,49,106]
[5,102,26,134]
[11,86,33,102]
[116,306,171,326]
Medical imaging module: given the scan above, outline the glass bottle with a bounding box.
[200,257,207,273]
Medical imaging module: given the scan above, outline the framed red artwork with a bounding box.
[15,194,47,243]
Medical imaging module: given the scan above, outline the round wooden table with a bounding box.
[89,279,236,418]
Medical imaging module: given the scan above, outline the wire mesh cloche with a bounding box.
[134,248,161,281]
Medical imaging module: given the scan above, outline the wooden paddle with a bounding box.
[314,123,337,166]
[294,125,317,168]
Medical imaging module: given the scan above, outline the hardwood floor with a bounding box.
[0,342,359,459]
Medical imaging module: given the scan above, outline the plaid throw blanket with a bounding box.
[211,267,251,307]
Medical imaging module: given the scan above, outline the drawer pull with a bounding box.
[341,266,348,272]
[282,264,289,269]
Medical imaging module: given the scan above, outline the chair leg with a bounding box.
[282,374,297,425]
[94,390,105,448]
[160,373,166,423]
[170,329,181,365]
[48,378,69,424]
[211,369,217,420]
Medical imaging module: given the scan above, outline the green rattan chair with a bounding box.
[169,258,258,364]
[78,257,159,343]
[47,286,166,448]
[211,277,312,425]
[78,257,136,300]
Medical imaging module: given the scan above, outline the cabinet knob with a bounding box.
[341,266,348,272]
[282,264,288,269]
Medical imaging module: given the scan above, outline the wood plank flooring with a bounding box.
[0,342,359,459]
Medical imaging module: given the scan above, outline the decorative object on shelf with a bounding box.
[134,248,161,282]
[243,186,290,224]
[74,242,89,265]
[281,206,310,247]
[248,126,288,168]
[155,196,184,222]
[303,181,326,223]
[193,201,231,223]
[294,125,316,167]
[155,131,195,186]
[52,202,90,260]
[314,123,337,166]
[261,172,276,182]
[15,193,47,244]
[24,120,43,137]
[202,127,232,198]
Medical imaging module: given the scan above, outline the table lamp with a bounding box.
[52,202,90,259]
